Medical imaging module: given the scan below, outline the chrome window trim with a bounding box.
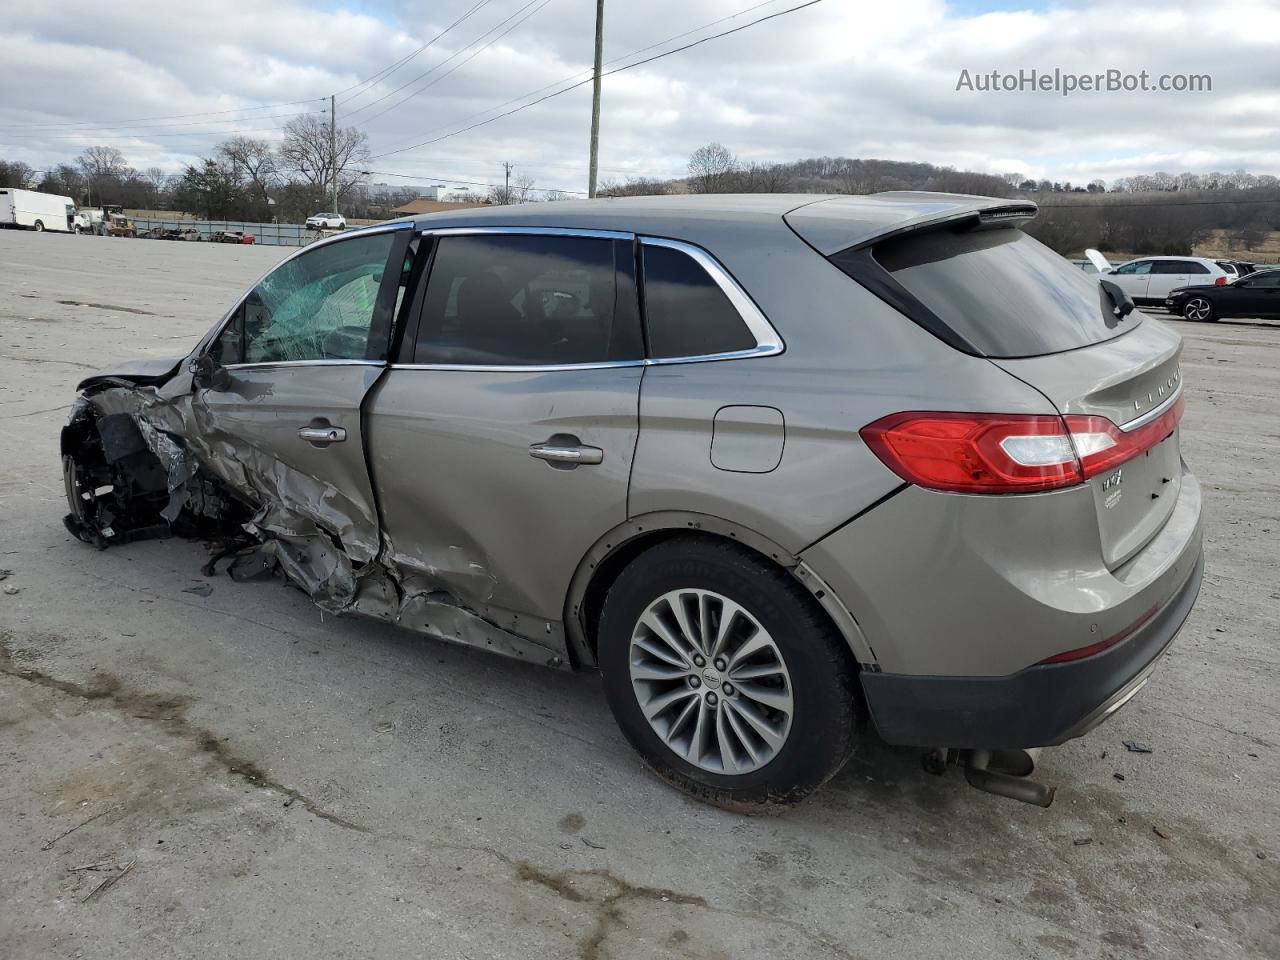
[1121,381,1183,432]
[638,236,785,363]
[390,360,646,373]
[198,222,413,355]
[418,225,634,241]
[223,359,385,371]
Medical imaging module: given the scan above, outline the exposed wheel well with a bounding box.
[575,527,855,671]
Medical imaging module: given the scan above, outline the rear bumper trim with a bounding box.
[859,549,1203,749]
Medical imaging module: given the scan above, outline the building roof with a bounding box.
[389,198,490,216]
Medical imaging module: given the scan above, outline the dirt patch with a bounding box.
[0,632,365,833]
[56,300,156,316]
[558,812,586,834]
[511,859,708,960]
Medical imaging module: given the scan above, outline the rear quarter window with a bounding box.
[846,227,1141,358]
[641,243,757,359]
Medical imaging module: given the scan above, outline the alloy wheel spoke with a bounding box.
[714,703,741,773]
[641,685,698,721]
[639,611,694,666]
[735,681,793,715]
[685,698,711,764]
[634,631,687,670]
[726,697,787,749]
[727,660,784,682]
[630,659,688,682]
[709,599,745,660]
[722,701,762,766]
[667,593,704,657]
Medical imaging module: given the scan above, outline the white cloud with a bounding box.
[0,0,1276,192]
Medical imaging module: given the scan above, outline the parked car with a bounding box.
[306,212,346,230]
[61,194,1202,807]
[1215,260,1256,279]
[0,188,75,232]
[1166,267,1280,321]
[1085,251,1231,306]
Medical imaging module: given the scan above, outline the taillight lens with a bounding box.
[1215,276,1228,285]
[860,413,1082,494]
[861,395,1183,495]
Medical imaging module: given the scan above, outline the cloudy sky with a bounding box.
[1,0,1277,194]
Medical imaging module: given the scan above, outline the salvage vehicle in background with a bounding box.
[1086,251,1231,306]
[306,211,346,230]
[1167,266,1280,321]
[60,194,1203,808]
[0,187,75,232]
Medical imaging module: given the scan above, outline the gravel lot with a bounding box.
[1,231,1276,960]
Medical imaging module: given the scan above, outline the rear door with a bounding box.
[196,227,409,565]
[364,228,644,629]
[1148,259,1191,299]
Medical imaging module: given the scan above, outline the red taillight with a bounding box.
[1064,393,1184,479]
[859,412,1083,494]
[860,395,1183,495]
[1215,276,1228,285]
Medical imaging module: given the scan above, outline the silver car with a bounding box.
[62,193,1203,807]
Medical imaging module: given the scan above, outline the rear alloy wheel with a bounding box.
[1183,297,1215,322]
[33,220,44,232]
[599,538,859,806]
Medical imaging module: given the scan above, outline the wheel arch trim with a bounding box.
[563,511,878,669]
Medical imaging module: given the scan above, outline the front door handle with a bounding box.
[529,441,604,466]
[299,424,346,445]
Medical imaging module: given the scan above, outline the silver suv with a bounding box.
[62,193,1203,807]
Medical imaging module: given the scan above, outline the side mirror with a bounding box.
[1107,268,1118,275]
[189,353,231,391]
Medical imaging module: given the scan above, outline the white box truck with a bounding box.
[0,188,76,232]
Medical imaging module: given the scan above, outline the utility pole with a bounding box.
[503,161,513,202]
[330,94,338,214]
[587,0,604,198]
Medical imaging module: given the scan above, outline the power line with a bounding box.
[335,0,498,105]
[0,110,322,137]
[3,115,325,143]
[361,168,587,196]
[352,0,555,130]
[0,98,325,132]
[343,0,549,123]
[368,0,825,163]
[365,0,790,160]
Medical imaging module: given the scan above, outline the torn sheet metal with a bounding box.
[62,375,567,669]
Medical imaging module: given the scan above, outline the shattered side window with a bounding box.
[236,232,395,364]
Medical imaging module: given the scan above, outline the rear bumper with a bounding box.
[859,548,1202,749]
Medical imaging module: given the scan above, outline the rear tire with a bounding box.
[598,537,860,807]
[1183,297,1215,322]
[33,220,44,232]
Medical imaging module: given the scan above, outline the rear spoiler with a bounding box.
[785,192,1038,256]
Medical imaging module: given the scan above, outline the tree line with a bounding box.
[599,142,1280,256]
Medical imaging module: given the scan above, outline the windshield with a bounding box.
[870,227,1142,358]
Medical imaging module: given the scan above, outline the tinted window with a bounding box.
[213,232,394,365]
[1153,260,1189,274]
[641,244,756,358]
[1186,261,1211,274]
[414,234,637,365]
[1248,270,1280,288]
[1115,260,1152,275]
[868,227,1141,358]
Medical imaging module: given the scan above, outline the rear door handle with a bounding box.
[529,442,604,466]
[298,424,346,445]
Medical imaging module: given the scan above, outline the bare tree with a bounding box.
[736,161,793,193]
[76,145,127,204]
[488,173,537,205]
[687,142,737,193]
[278,114,370,210]
[217,137,278,212]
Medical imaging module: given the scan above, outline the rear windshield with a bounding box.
[870,227,1140,358]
